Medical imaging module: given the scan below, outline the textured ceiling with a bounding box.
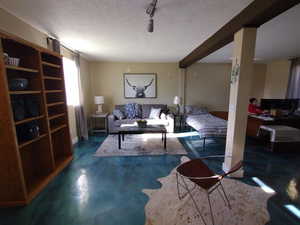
[0,0,300,62]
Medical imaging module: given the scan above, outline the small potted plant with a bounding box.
[137,119,147,128]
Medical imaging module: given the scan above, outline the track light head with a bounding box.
[148,18,154,32]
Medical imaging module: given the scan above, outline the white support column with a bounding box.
[223,27,257,177]
[179,68,187,112]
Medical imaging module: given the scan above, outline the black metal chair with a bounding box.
[176,156,243,225]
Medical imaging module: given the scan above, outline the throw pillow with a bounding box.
[125,103,141,119]
[149,108,161,119]
[113,109,125,120]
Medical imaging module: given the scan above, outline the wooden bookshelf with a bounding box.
[0,32,73,207]
[9,90,42,95]
[15,115,45,125]
[42,61,61,68]
[6,65,39,73]
[43,76,62,80]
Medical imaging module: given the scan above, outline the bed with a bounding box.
[185,110,227,149]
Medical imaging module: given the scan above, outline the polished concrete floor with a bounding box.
[0,131,300,225]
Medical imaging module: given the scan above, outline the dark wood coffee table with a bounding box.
[116,125,167,150]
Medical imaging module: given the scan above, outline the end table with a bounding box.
[91,113,109,134]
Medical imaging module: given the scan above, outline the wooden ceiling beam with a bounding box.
[179,0,300,68]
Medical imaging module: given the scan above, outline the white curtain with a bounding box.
[74,53,89,140]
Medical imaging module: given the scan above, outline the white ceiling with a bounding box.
[1,0,300,63]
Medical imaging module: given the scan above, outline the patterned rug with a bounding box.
[143,157,273,225]
[95,134,187,157]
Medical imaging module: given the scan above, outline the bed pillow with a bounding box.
[149,108,161,119]
[113,109,125,120]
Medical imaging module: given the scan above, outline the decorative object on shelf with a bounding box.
[7,57,20,66]
[8,78,29,91]
[146,0,158,32]
[173,96,181,114]
[136,120,148,128]
[17,121,40,142]
[3,53,9,64]
[24,96,40,117]
[46,37,61,53]
[124,73,157,98]
[95,96,105,114]
[11,96,26,121]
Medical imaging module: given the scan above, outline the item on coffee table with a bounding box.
[137,119,147,128]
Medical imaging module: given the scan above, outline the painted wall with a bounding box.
[186,63,267,111]
[0,8,92,143]
[263,60,291,99]
[89,61,267,112]
[89,62,181,112]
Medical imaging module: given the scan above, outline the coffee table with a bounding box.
[116,125,167,150]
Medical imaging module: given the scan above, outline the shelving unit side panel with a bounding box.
[0,38,27,202]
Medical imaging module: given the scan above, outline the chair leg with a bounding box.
[181,178,208,225]
[203,137,206,150]
[176,173,194,200]
[220,182,231,209]
[207,193,215,225]
[216,186,227,207]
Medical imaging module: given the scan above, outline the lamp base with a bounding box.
[96,104,103,115]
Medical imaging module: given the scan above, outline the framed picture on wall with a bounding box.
[123,73,157,98]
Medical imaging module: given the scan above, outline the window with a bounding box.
[63,57,80,106]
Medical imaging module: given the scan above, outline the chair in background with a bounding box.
[176,156,243,225]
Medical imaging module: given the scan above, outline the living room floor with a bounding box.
[0,131,299,225]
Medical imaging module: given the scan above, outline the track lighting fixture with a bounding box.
[146,0,158,32]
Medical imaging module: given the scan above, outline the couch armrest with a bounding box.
[166,114,174,133]
[108,114,116,133]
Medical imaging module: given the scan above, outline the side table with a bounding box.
[91,113,109,134]
[174,114,187,131]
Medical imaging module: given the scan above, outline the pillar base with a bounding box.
[222,162,244,178]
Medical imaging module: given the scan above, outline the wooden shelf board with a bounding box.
[15,115,44,125]
[49,113,65,120]
[45,90,64,94]
[51,124,67,133]
[27,155,72,202]
[43,76,62,80]
[6,65,39,73]
[10,90,41,95]
[42,61,61,68]
[19,133,48,149]
[47,101,65,107]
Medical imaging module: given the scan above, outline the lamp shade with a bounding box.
[94,96,104,104]
[173,96,181,105]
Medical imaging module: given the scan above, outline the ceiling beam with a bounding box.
[179,0,300,68]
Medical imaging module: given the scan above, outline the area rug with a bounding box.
[95,134,187,157]
[143,156,273,225]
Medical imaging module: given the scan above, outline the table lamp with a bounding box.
[94,96,104,114]
[173,96,181,114]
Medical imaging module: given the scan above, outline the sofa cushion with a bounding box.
[142,104,167,119]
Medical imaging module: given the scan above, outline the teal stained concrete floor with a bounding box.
[0,132,300,225]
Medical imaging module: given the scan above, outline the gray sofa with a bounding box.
[108,104,174,133]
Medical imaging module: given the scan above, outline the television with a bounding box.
[260,99,299,112]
